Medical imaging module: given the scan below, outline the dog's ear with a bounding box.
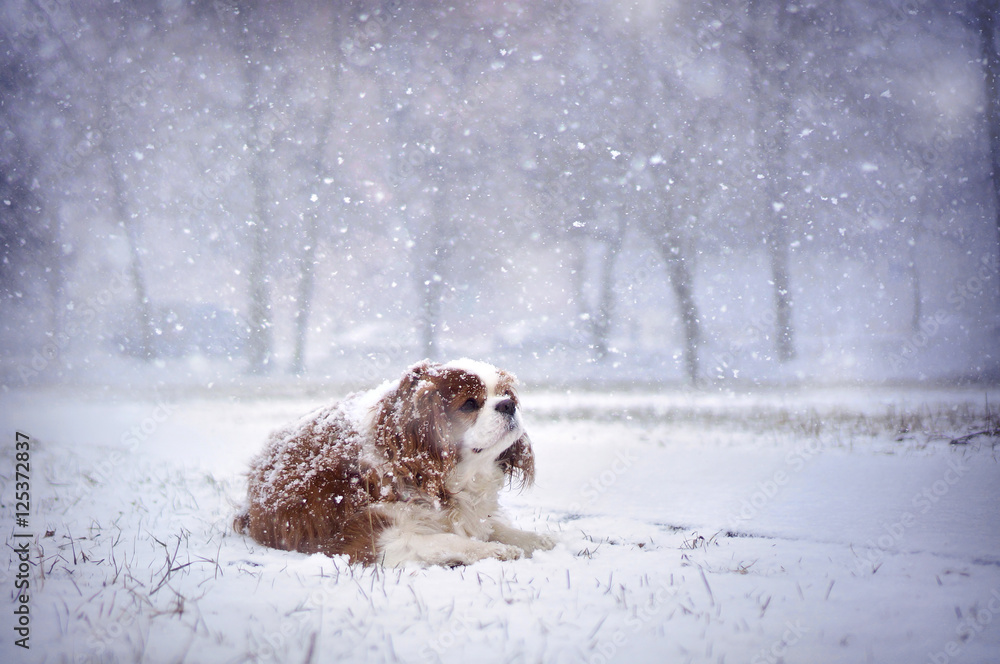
[408,376,453,460]
[372,361,438,456]
[371,361,456,500]
[498,433,535,490]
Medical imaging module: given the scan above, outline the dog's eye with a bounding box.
[459,398,480,412]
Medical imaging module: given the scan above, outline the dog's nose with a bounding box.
[495,398,517,417]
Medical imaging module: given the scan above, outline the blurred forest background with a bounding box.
[2,0,999,390]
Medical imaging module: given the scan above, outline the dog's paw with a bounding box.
[531,533,558,552]
[440,541,524,567]
[482,542,525,561]
[501,530,557,556]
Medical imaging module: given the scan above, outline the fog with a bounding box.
[2,0,999,391]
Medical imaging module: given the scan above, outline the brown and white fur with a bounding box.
[234,359,555,566]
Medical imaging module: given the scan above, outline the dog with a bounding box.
[234,359,555,566]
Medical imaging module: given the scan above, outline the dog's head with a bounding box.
[371,359,534,499]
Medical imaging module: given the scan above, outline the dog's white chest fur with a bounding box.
[377,454,553,567]
[446,458,505,541]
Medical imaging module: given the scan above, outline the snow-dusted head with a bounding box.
[371,359,535,499]
[443,358,526,456]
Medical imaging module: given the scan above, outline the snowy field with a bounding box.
[2,384,999,664]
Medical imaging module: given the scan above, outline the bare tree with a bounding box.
[32,3,158,358]
[290,207,320,375]
[973,0,1000,300]
[746,0,796,363]
[380,6,496,360]
[0,42,62,332]
[236,1,281,374]
[565,212,626,362]
[591,222,625,362]
[627,29,705,385]
[99,95,156,360]
[289,66,339,376]
[0,120,60,329]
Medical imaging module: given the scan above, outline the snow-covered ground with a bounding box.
[2,384,999,663]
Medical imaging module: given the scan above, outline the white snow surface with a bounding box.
[1,384,999,663]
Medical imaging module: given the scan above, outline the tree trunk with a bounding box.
[909,238,922,333]
[413,187,453,361]
[122,207,155,360]
[569,235,588,341]
[419,249,445,361]
[593,233,623,361]
[287,4,356,375]
[290,214,318,375]
[975,0,1000,301]
[420,280,443,360]
[241,5,274,375]
[290,79,339,374]
[26,7,156,360]
[654,235,700,385]
[100,110,155,360]
[749,0,796,363]
[245,206,272,373]
[768,218,795,362]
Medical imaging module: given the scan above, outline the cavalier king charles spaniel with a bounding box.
[235,359,555,566]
